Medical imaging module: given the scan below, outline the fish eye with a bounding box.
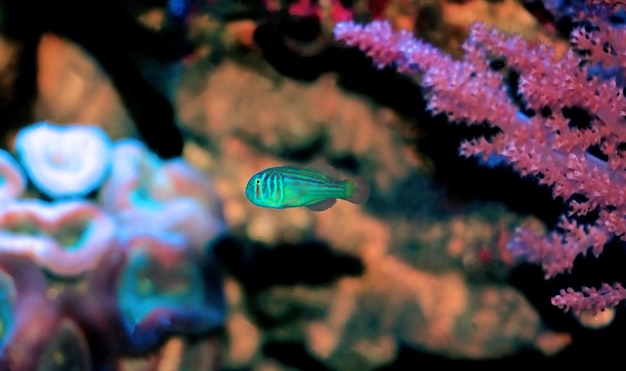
[255,179,260,184]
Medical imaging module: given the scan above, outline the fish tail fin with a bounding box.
[344,177,370,205]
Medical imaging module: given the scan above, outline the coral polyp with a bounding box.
[0,122,226,369]
[99,139,227,250]
[14,122,113,199]
[0,151,26,202]
[0,200,117,276]
[117,233,225,351]
[0,271,15,349]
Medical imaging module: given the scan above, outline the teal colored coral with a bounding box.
[0,272,14,347]
[0,122,227,368]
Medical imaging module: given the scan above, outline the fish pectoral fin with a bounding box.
[306,198,337,211]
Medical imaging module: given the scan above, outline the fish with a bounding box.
[245,162,370,211]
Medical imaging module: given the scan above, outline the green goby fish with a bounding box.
[245,163,370,211]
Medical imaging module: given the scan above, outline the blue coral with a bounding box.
[0,122,227,368]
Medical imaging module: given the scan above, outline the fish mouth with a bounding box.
[244,184,255,200]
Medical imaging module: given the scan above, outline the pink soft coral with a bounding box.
[334,1,626,314]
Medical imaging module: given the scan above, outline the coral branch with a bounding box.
[551,283,626,315]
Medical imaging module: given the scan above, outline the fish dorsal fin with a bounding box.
[303,160,342,180]
[306,198,337,211]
